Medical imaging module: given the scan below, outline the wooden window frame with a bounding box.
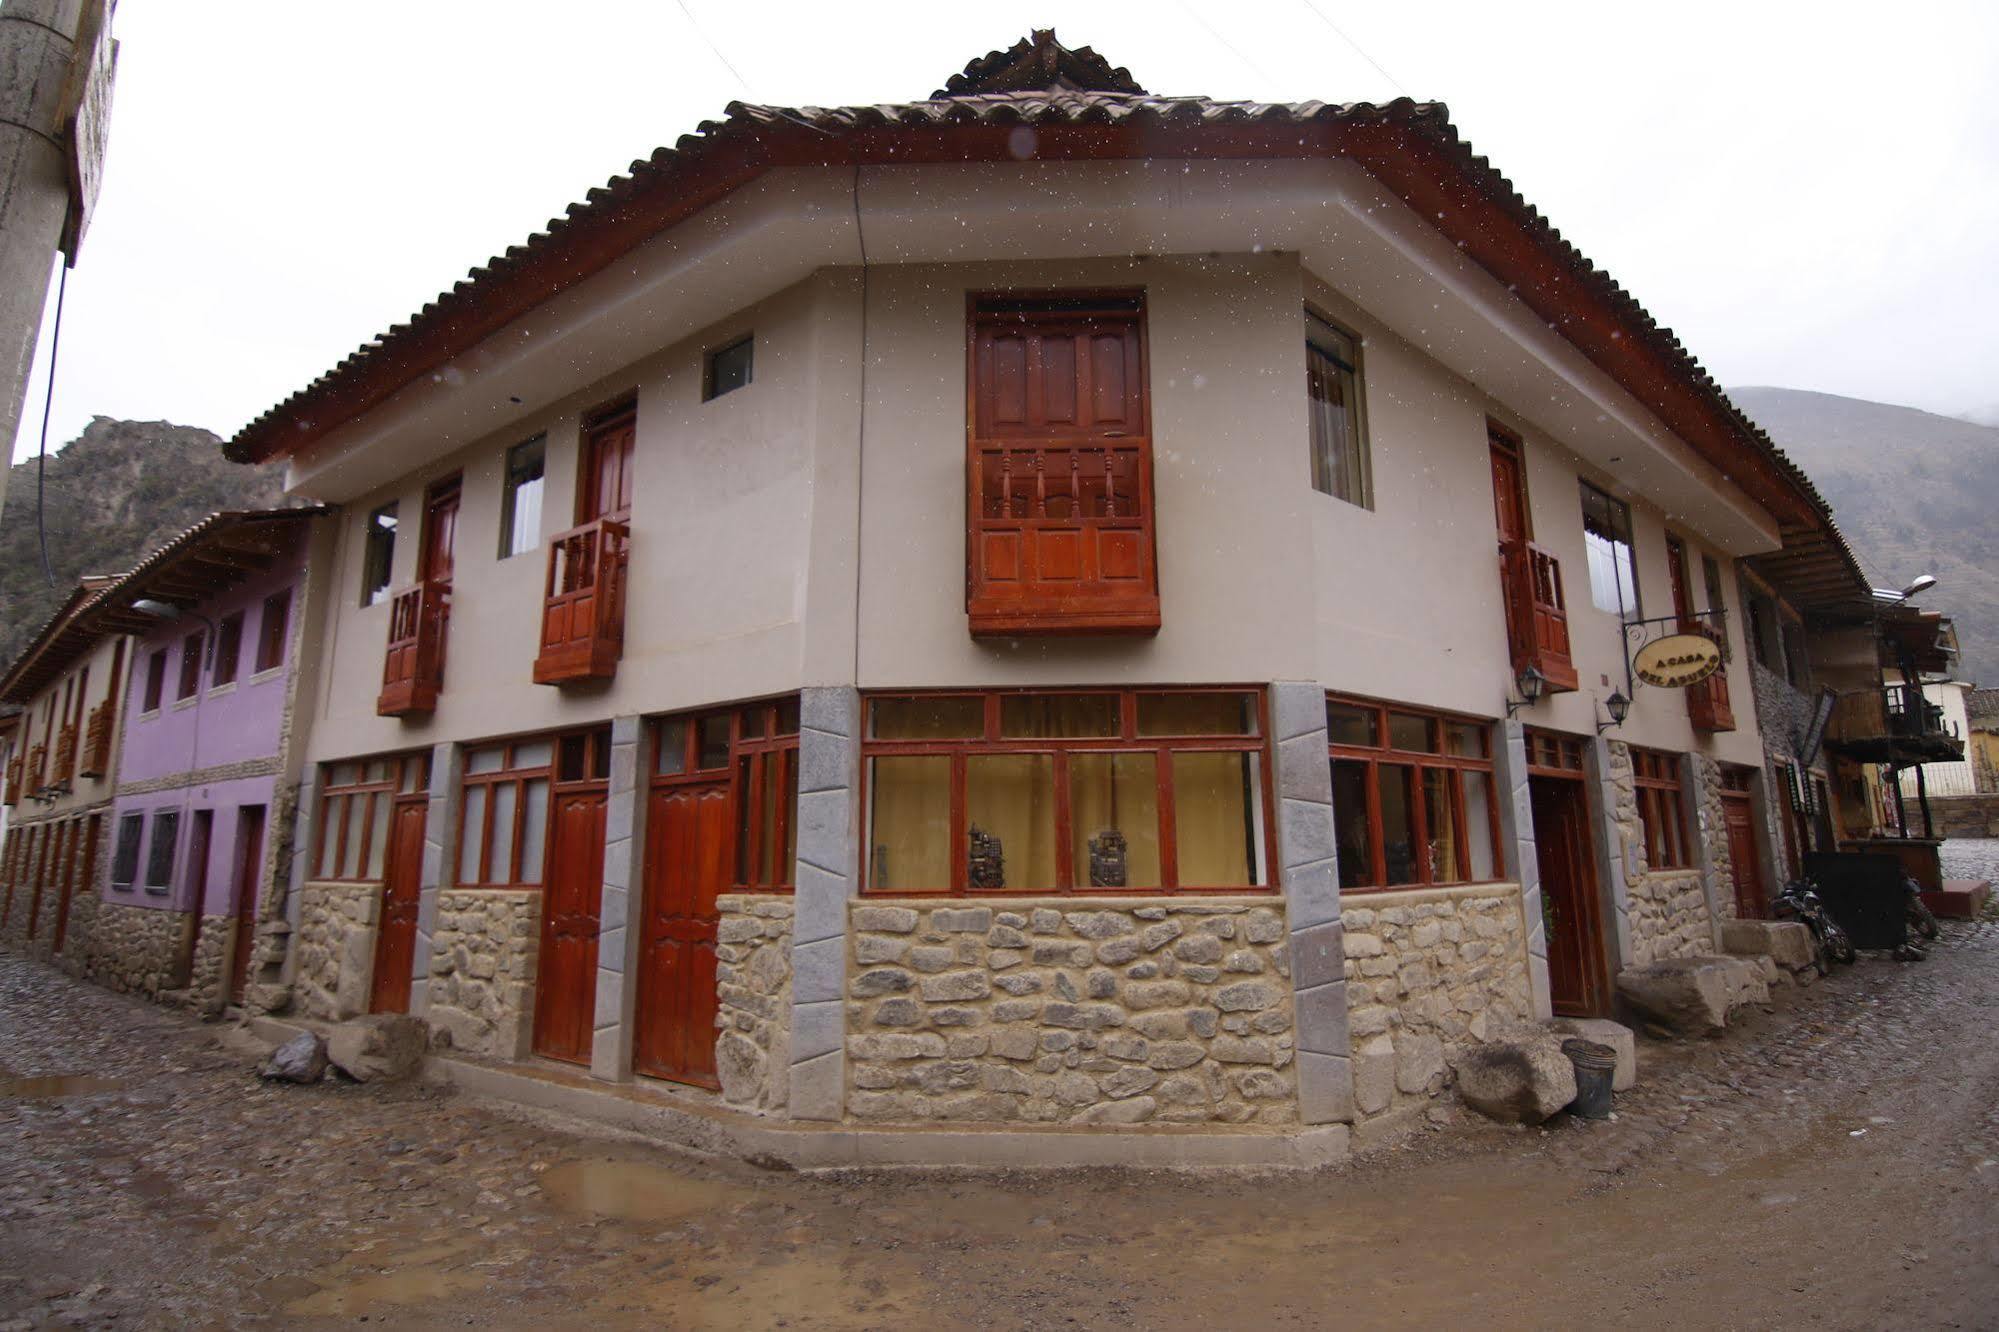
[1327,695,1505,892]
[650,696,801,893]
[111,812,144,891]
[255,589,292,674]
[703,334,754,401]
[213,612,245,687]
[315,753,431,882]
[1304,308,1370,507]
[1579,479,1641,617]
[360,502,399,608]
[1525,729,1589,778]
[860,687,1274,898]
[1631,747,1691,870]
[143,648,167,713]
[175,632,205,702]
[144,809,181,892]
[455,739,557,889]
[499,434,547,558]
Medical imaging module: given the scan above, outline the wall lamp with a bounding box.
[132,597,218,666]
[1505,663,1546,718]
[1595,690,1631,735]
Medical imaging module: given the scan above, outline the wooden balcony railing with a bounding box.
[1683,621,1735,732]
[967,443,1160,637]
[377,579,450,717]
[1500,541,1578,693]
[26,743,47,795]
[4,755,21,805]
[1829,686,1954,746]
[52,723,77,785]
[80,699,115,778]
[533,518,629,686]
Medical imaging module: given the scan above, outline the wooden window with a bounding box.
[1631,748,1690,870]
[144,809,180,892]
[142,648,166,712]
[1327,697,1502,891]
[213,613,244,687]
[1747,596,1777,673]
[652,696,801,892]
[862,689,1269,896]
[1701,557,1730,640]
[360,502,398,607]
[704,335,753,401]
[1579,481,1640,616]
[1781,620,1809,689]
[966,293,1159,637]
[111,813,144,890]
[316,753,431,881]
[1305,310,1368,506]
[457,739,556,887]
[1525,729,1588,777]
[580,404,636,523]
[176,631,205,701]
[255,589,292,674]
[499,436,546,557]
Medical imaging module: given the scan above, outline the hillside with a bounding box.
[0,418,287,669]
[1731,387,1999,686]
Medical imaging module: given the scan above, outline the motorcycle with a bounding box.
[1774,877,1856,972]
[1903,876,1942,944]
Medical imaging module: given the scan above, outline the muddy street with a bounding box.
[4,920,1998,1330]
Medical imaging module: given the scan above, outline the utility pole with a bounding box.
[0,0,114,520]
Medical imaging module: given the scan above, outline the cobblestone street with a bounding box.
[4,864,1998,1329]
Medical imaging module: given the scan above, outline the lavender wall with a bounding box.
[108,774,277,916]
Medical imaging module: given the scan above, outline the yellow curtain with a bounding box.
[1172,751,1262,887]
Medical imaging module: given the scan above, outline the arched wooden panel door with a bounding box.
[532,787,609,1064]
[368,799,427,1014]
[633,780,731,1087]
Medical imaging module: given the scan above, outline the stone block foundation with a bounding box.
[844,898,1298,1127]
[423,889,540,1059]
[715,894,794,1112]
[77,900,192,999]
[295,881,380,1020]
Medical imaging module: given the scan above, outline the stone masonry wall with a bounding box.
[79,900,191,998]
[294,881,379,1020]
[424,889,540,1059]
[186,913,233,1014]
[1691,755,1737,922]
[715,895,794,1113]
[55,890,100,979]
[1607,742,1714,965]
[1343,884,1533,1122]
[844,899,1297,1128]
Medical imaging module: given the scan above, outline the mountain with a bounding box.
[1730,387,1999,686]
[0,418,288,670]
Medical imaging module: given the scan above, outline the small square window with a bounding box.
[176,632,205,701]
[212,613,244,687]
[256,589,292,673]
[499,436,546,558]
[143,649,167,712]
[704,336,753,401]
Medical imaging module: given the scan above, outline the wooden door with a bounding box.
[1722,792,1766,919]
[28,820,66,940]
[634,780,731,1086]
[1529,774,1611,1017]
[1666,535,1692,621]
[532,788,609,1064]
[180,810,213,983]
[52,814,93,956]
[1489,435,1529,551]
[422,477,461,585]
[582,409,636,523]
[228,807,267,1004]
[368,798,428,1014]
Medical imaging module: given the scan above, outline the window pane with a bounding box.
[706,336,753,399]
[366,793,392,880]
[1137,692,1255,736]
[487,782,519,884]
[736,755,757,883]
[655,719,689,775]
[1462,768,1498,880]
[1581,482,1640,616]
[512,740,554,770]
[365,760,390,784]
[965,754,1058,891]
[1326,702,1378,748]
[774,696,801,736]
[465,747,504,776]
[1444,722,1486,758]
[1332,760,1374,888]
[781,750,799,885]
[559,734,588,783]
[343,793,368,878]
[519,779,549,884]
[1000,693,1120,739]
[315,797,340,878]
[870,695,983,740]
[1423,768,1462,884]
[1378,764,1419,886]
[868,756,951,890]
[1387,713,1436,753]
[459,785,487,883]
[758,754,780,886]
[330,761,361,787]
[697,716,732,769]
[1172,751,1264,887]
[502,437,546,558]
[1068,752,1162,888]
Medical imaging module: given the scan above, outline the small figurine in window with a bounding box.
[1088,828,1128,888]
[967,824,1005,889]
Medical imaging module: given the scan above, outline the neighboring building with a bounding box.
[1968,688,1999,792]
[0,578,130,971]
[1892,679,1976,798]
[111,33,1901,1153]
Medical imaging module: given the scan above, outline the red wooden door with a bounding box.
[532,788,609,1064]
[179,810,213,982]
[28,820,66,941]
[1666,535,1693,621]
[368,798,428,1014]
[1722,792,1766,920]
[1529,774,1611,1017]
[422,478,460,585]
[229,807,266,1004]
[1489,437,1529,551]
[52,815,94,956]
[582,410,636,522]
[634,780,731,1087]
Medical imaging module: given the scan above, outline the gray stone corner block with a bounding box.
[1278,797,1337,869]
[605,789,636,846]
[598,884,630,936]
[788,1048,845,1122]
[1293,979,1350,1057]
[797,787,856,863]
[793,867,850,946]
[1282,856,1341,929]
[801,686,860,741]
[791,997,844,1063]
[1295,1049,1355,1126]
[1289,919,1345,990]
[1268,681,1327,743]
[1275,732,1334,805]
[792,934,847,1005]
[591,964,626,1025]
[609,714,642,747]
[798,728,858,797]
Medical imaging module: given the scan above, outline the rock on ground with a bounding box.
[259,1031,328,1084]
[1450,1034,1576,1124]
[326,1015,427,1083]
[1616,956,1769,1035]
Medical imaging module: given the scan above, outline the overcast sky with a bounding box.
[10,0,1998,462]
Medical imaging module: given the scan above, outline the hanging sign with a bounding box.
[1633,633,1722,688]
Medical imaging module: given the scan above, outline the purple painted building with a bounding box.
[97,508,333,1011]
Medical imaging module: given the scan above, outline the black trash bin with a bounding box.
[1561,1038,1617,1120]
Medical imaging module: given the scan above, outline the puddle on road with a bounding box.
[0,1074,125,1099]
[541,1157,738,1224]
[283,1236,486,1320]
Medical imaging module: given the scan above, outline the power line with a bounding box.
[672,0,755,99]
[33,263,69,588]
[1174,0,1281,91]
[1296,0,1411,100]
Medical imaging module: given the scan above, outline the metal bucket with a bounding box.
[1561,1038,1618,1120]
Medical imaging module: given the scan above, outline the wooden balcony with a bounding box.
[1827,685,1961,763]
[1683,623,1735,732]
[26,743,47,795]
[80,700,115,778]
[52,723,77,785]
[377,579,450,717]
[4,756,20,805]
[1500,542,1578,693]
[533,518,629,686]
[967,443,1160,637]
